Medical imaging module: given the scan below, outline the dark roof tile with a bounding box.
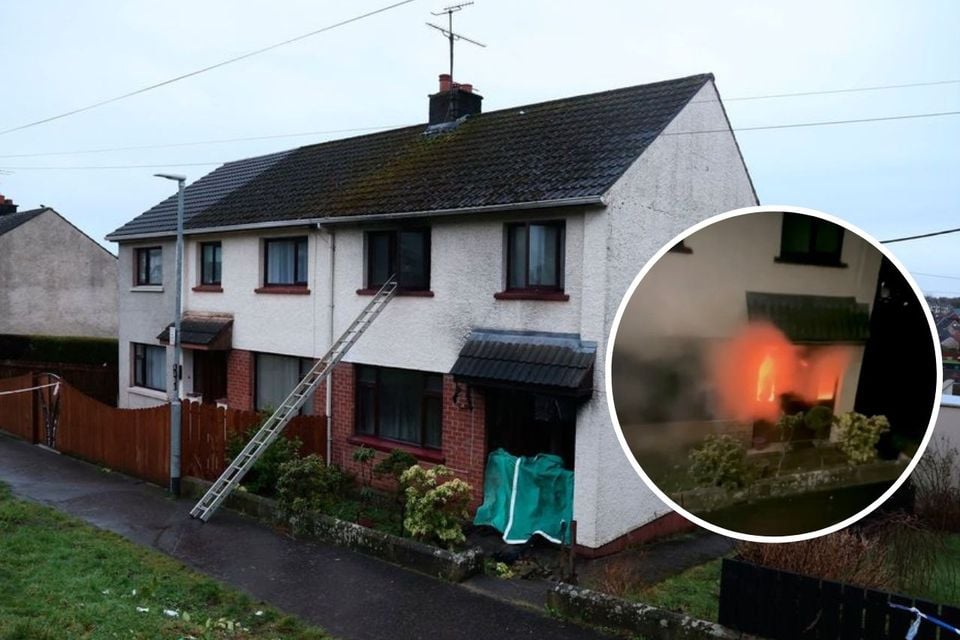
[451,329,596,393]
[109,74,712,239]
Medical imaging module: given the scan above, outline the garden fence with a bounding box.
[719,557,960,640]
[0,373,326,487]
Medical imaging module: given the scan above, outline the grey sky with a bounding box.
[1,1,957,293]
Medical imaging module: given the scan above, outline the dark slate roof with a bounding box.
[157,315,233,349]
[0,207,49,237]
[109,74,712,239]
[106,150,292,240]
[451,329,596,394]
[746,292,871,343]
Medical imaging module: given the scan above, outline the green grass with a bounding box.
[0,484,331,639]
[927,534,960,605]
[628,533,960,624]
[632,559,723,622]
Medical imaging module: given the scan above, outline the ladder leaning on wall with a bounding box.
[189,278,398,522]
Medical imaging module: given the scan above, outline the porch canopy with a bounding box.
[157,314,233,350]
[451,329,596,397]
[746,292,871,344]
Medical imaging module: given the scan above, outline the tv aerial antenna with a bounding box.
[427,2,486,80]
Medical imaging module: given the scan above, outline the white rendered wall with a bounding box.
[117,240,175,408]
[182,229,329,362]
[573,80,760,549]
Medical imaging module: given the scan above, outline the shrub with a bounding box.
[737,530,892,591]
[912,439,960,532]
[400,465,472,548]
[833,412,890,465]
[374,449,418,487]
[804,405,834,440]
[276,454,349,520]
[226,425,301,496]
[688,434,753,490]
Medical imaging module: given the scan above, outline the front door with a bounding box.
[193,351,228,404]
[485,388,576,468]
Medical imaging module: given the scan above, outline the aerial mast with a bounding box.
[426,2,486,81]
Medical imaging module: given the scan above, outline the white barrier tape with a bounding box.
[889,603,960,638]
[0,382,60,397]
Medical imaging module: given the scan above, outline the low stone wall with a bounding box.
[673,458,908,514]
[546,583,747,640]
[181,477,482,582]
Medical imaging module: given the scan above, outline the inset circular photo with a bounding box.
[607,206,942,541]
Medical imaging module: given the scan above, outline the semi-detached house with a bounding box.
[107,73,757,552]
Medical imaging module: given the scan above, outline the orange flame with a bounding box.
[710,322,853,422]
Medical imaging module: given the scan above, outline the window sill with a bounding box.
[254,286,310,295]
[130,285,163,293]
[127,386,167,401]
[774,256,848,269]
[494,290,570,301]
[356,288,435,297]
[192,284,223,293]
[347,435,445,463]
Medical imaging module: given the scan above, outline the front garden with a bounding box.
[227,427,475,551]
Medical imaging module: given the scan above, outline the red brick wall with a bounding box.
[329,363,488,510]
[441,375,486,510]
[226,349,254,411]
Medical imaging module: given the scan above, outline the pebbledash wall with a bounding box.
[0,209,118,339]
[115,79,756,549]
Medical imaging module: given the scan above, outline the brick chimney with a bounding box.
[0,194,17,216]
[428,73,483,126]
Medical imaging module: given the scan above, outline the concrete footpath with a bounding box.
[0,436,611,640]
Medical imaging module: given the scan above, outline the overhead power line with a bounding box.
[3,73,960,159]
[0,0,415,137]
[5,107,958,171]
[3,74,959,159]
[881,227,960,244]
[913,272,960,281]
[723,78,960,102]
[0,125,406,159]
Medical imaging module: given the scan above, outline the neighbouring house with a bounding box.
[0,197,118,338]
[106,73,758,553]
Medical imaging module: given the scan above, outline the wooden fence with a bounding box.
[0,373,37,441]
[0,373,327,488]
[56,380,171,486]
[719,557,960,640]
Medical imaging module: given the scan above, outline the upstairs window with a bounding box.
[133,343,165,391]
[506,221,564,291]
[264,237,308,286]
[366,229,430,291]
[356,365,442,449]
[200,242,222,286]
[778,213,845,267]
[135,247,162,286]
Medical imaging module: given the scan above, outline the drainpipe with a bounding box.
[324,226,336,463]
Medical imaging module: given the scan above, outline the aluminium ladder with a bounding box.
[189,278,399,522]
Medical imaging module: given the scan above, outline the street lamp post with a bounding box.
[155,173,186,496]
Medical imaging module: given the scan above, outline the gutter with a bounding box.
[105,195,607,242]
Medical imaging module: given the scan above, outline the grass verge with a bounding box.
[0,483,330,639]
[632,558,722,622]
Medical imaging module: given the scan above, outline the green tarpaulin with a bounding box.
[474,448,574,544]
